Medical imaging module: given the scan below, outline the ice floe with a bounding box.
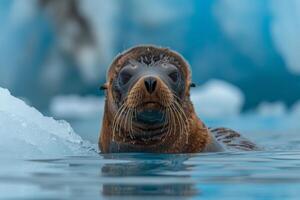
[0,87,96,158]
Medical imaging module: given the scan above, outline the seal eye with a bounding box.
[168,71,178,82]
[119,71,132,85]
[131,64,138,69]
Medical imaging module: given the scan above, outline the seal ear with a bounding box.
[99,83,108,90]
[190,83,196,88]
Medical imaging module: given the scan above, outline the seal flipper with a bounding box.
[203,132,225,152]
[208,128,261,151]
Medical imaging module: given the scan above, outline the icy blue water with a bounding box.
[1,150,300,199]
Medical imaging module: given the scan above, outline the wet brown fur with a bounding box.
[99,45,211,153]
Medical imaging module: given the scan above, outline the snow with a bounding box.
[0,87,96,158]
[191,79,244,118]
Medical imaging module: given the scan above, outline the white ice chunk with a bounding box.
[256,101,287,117]
[50,95,104,119]
[191,79,244,118]
[0,87,96,158]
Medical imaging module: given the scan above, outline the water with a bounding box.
[1,151,300,199]
[1,112,295,198]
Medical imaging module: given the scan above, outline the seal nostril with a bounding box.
[145,80,150,93]
[144,77,157,94]
[152,79,157,91]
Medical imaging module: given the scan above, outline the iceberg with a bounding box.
[191,80,244,118]
[50,95,104,119]
[0,87,96,158]
[271,0,300,74]
[214,0,267,64]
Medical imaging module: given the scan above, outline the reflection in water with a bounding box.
[100,153,199,197]
[2,151,300,199]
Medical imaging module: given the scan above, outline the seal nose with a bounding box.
[144,77,157,94]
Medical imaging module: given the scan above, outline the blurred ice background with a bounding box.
[1,0,300,145]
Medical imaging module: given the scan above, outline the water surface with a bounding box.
[1,151,300,199]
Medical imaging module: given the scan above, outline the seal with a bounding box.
[99,45,260,153]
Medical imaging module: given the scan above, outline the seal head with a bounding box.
[99,45,210,153]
